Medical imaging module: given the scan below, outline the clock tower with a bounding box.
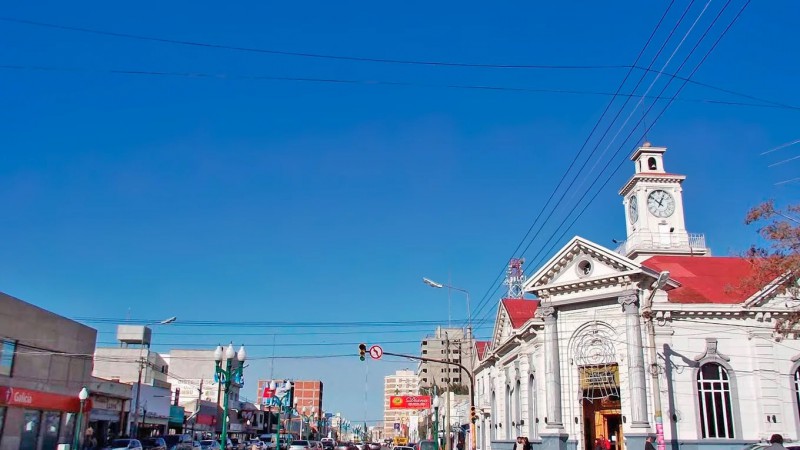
[617,142,708,261]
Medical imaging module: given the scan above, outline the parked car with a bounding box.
[320,439,335,450]
[289,441,311,450]
[200,441,222,450]
[106,439,144,450]
[163,435,196,450]
[369,444,381,450]
[142,438,168,450]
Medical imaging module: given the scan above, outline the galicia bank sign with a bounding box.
[13,390,33,405]
[0,386,87,412]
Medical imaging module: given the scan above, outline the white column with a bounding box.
[539,305,563,428]
[619,294,649,428]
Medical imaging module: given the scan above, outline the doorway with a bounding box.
[582,398,622,450]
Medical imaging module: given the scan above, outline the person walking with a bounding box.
[644,436,656,450]
[522,437,531,450]
[514,437,525,450]
[765,434,787,450]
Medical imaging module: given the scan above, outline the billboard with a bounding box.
[388,395,431,410]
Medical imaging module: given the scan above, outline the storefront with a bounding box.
[0,386,91,450]
[88,395,127,448]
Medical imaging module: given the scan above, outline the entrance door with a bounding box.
[582,398,622,450]
[606,415,622,450]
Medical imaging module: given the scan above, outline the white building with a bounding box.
[384,369,420,438]
[473,144,800,450]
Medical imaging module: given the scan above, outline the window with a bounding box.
[795,367,800,420]
[697,363,735,438]
[491,391,497,441]
[422,369,428,373]
[505,385,512,439]
[528,375,537,438]
[454,378,460,383]
[422,341,428,346]
[422,350,427,354]
[0,339,16,376]
[514,380,521,431]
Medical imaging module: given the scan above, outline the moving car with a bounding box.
[106,439,144,450]
[142,438,168,450]
[289,441,312,450]
[163,435,196,450]
[320,440,335,450]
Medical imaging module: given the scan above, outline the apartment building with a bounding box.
[382,369,418,438]
[417,327,474,391]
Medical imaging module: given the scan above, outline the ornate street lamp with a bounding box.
[72,387,89,450]
[270,380,292,450]
[215,344,246,450]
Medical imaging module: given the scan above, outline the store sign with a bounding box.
[388,396,431,410]
[169,405,185,424]
[0,387,91,412]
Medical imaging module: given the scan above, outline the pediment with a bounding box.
[491,303,513,350]
[744,273,800,309]
[524,236,641,296]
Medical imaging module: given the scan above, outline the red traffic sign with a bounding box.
[369,345,383,360]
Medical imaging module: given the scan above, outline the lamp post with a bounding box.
[298,407,315,440]
[432,395,440,450]
[132,316,177,438]
[270,380,291,450]
[214,344,246,450]
[72,387,89,450]
[643,271,671,450]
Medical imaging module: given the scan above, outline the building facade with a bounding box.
[0,291,97,450]
[418,328,474,391]
[383,370,419,438]
[473,144,800,450]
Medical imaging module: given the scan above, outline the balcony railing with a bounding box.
[614,232,706,256]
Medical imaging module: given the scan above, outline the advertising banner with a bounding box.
[388,395,431,410]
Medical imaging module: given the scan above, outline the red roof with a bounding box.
[501,298,540,328]
[474,341,491,360]
[642,255,760,304]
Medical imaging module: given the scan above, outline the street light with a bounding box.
[421,277,471,337]
[72,387,89,450]
[643,271,670,450]
[432,395,440,450]
[132,316,177,438]
[269,380,292,450]
[298,406,315,440]
[215,344,246,450]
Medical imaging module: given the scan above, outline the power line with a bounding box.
[0,16,639,71]
[472,0,750,331]
[1,64,792,111]
[0,16,790,109]
[468,0,684,325]
[523,0,751,284]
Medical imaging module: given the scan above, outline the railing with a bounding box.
[614,232,706,256]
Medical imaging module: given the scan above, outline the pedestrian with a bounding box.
[645,436,655,450]
[523,437,531,450]
[765,434,787,450]
[594,438,603,450]
[514,437,525,450]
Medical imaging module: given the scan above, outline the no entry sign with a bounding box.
[369,345,383,360]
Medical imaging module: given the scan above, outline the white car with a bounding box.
[288,441,311,450]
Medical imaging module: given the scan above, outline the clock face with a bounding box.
[647,189,675,218]
[629,196,639,223]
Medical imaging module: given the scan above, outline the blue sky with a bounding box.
[1,1,798,425]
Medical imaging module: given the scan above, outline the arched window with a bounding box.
[697,362,735,438]
[491,390,496,441]
[527,375,537,438]
[794,367,800,420]
[505,385,512,440]
[514,380,521,433]
[648,157,658,170]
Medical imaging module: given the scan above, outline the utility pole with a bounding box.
[131,345,149,438]
[191,379,204,438]
[445,333,451,450]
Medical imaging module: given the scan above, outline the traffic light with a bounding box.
[359,343,367,361]
[470,405,477,423]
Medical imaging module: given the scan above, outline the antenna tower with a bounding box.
[504,258,525,298]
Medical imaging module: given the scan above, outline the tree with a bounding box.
[743,200,800,334]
